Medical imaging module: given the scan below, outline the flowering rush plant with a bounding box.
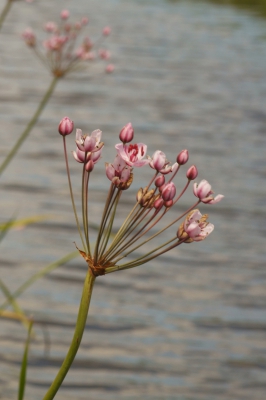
[43,118,224,399]
[22,9,113,77]
[0,9,113,177]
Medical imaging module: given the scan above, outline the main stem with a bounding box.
[42,269,95,400]
[0,75,59,177]
[0,0,12,32]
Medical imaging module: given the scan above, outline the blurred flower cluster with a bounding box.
[22,9,113,77]
[59,119,224,276]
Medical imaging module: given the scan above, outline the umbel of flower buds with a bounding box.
[22,10,113,78]
[60,119,224,277]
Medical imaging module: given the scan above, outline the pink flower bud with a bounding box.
[177,149,189,165]
[159,184,165,193]
[103,26,111,36]
[105,64,115,73]
[98,49,111,59]
[161,182,176,201]
[150,150,166,172]
[155,175,165,187]
[164,200,173,208]
[154,198,164,210]
[119,123,134,143]
[22,28,36,47]
[81,17,89,26]
[44,22,57,33]
[61,9,70,20]
[85,160,94,172]
[58,117,74,136]
[186,165,198,180]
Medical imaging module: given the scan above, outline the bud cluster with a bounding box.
[22,10,113,77]
[59,118,224,277]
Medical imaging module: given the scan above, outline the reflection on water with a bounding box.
[168,0,266,18]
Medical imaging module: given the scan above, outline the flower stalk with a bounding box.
[42,269,95,400]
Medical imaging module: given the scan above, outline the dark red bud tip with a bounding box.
[177,149,189,165]
[186,165,198,180]
[58,117,74,136]
[119,122,134,143]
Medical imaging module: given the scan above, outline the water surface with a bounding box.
[0,0,265,399]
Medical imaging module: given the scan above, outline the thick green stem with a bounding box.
[0,75,59,177]
[0,0,12,32]
[42,269,95,400]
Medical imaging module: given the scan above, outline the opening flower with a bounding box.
[115,142,150,167]
[193,179,224,204]
[177,209,214,242]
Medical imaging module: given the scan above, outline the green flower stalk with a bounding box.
[42,269,95,400]
[42,119,224,399]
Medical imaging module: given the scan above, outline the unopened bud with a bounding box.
[81,17,89,26]
[103,26,111,36]
[159,184,165,193]
[155,175,165,187]
[161,182,176,201]
[58,117,74,136]
[85,160,94,172]
[186,165,198,180]
[119,123,134,143]
[61,9,70,20]
[154,198,164,210]
[177,149,189,165]
[22,28,36,47]
[105,64,114,73]
[164,200,173,208]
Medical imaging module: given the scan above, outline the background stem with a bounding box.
[0,0,13,32]
[0,76,58,177]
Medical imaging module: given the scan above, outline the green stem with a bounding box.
[0,75,59,177]
[42,269,95,400]
[63,137,87,251]
[0,0,12,32]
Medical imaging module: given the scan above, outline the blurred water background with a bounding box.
[0,0,265,399]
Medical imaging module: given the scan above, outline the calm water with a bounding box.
[0,0,266,399]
